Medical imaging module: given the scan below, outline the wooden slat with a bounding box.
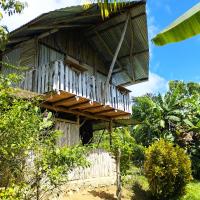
[82,73,86,98]
[45,64,49,93]
[41,63,45,93]
[53,61,59,91]
[49,63,53,92]
[69,67,73,93]
[65,64,69,92]
[78,73,82,96]
[60,61,65,90]
[37,64,41,93]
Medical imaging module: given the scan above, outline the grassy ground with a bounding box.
[64,166,200,200]
[123,166,200,200]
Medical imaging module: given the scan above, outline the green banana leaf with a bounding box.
[152,3,200,46]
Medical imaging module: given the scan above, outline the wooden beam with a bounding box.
[129,14,135,82]
[118,49,149,60]
[103,14,130,101]
[37,29,59,40]
[69,100,92,110]
[95,31,124,70]
[82,105,103,111]
[95,109,115,115]
[42,103,111,121]
[52,95,76,106]
[28,24,92,30]
[87,12,146,37]
[51,14,100,25]
[8,36,31,44]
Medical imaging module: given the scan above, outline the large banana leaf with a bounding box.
[152,3,200,46]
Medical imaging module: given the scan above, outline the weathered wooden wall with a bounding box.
[2,39,37,91]
[55,119,80,147]
[54,119,116,186]
[68,148,116,182]
[41,30,108,76]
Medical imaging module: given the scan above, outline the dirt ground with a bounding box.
[63,185,132,200]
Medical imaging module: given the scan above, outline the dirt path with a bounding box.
[63,186,132,200]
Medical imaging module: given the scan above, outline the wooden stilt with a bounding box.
[109,120,113,147]
[103,14,130,102]
[116,148,122,200]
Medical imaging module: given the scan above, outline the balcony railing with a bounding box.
[22,60,130,113]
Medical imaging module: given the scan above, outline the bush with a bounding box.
[132,144,145,167]
[179,181,200,200]
[144,139,192,199]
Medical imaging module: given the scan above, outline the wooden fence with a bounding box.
[68,148,116,182]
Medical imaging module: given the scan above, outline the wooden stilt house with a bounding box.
[1,0,149,186]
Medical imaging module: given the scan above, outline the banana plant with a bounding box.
[152,2,200,46]
[83,0,130,18]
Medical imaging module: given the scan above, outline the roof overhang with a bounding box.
[7,0,149,87]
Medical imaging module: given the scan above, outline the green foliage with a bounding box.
[0,0,27,50]
[83,0,130,18]
[132,81,200,179]
[152,3,200,46]
[144,139,192,199]
[179,181,200,200]
[0,73,89,199]
[93,128,144,175]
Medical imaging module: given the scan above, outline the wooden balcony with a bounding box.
[22,60,131,119]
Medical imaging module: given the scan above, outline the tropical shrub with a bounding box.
[144,139,192,199]
[0,73,89,199]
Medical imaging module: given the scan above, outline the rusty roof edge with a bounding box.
[9,1,146,38]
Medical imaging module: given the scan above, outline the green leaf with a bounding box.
[160,120,165,128]
[152,3,200,46]
[183,119,194,127]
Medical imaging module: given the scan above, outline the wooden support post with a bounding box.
[109,120,113,148]
[116,148,122,200]
[103,14,130,102]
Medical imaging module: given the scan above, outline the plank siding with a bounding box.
[55,120,80,147]
[41,30,108,76]
[55,120,116,183]
[68,149,116,181]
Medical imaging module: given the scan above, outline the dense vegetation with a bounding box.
[129,81,200,199]
[132,81,200,178]
[144,139,192,199]
[0,74,89,199]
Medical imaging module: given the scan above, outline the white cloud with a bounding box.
[127,72,168,97]
[1,0,81,31]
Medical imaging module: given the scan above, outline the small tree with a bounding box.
[144,139,192,199]
[0,73,89,199]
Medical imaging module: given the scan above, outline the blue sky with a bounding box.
[2,0,200,96]
[148,0,200,83]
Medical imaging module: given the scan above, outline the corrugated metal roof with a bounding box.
[8,0,149,87]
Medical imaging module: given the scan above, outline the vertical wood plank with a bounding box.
[49,63,53,91]
[53,61,59,91]
[41,64,45,93]
[60,61,64,91]
[69,68,73,93]
[78,73,82,96]
[82,73,86,97]
[86,74,90,99]
[65,64,69,92]
[37,64,41,93]
[45,64,49,93]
